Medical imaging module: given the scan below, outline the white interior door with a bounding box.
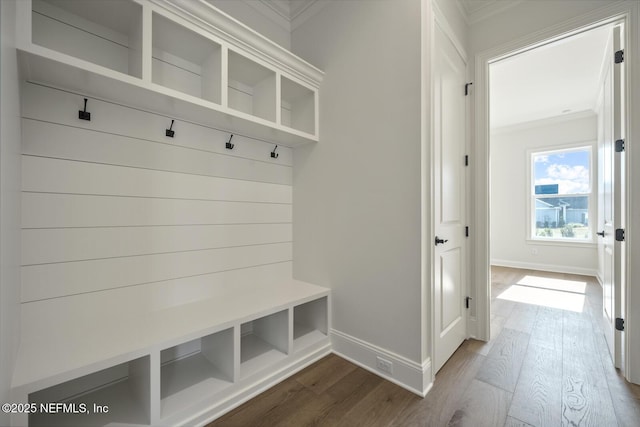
[598,25,624,369]
[433,23,467,373]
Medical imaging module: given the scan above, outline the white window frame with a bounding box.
[526,143,596,245]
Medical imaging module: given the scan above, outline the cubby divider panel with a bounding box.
[28,355,150,427]
[152,13,222,104]
[160,328,234,419]
[32,0,143,78]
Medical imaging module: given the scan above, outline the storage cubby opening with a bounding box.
[32,0,143,78]
[228,51,276,122]
[280,76,315,135]
[28,355,150,427]
[293,297,328,352]
[160,328,234,418]
[240,310,288,379]
[152,13,222,103]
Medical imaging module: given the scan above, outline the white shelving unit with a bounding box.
[160,328,234,419]
[240,310,289,380]
[17,0,322,146]
[293,297,329,353]
[152,12,222,104]
[12,281,330,426]
[28,356,150,427]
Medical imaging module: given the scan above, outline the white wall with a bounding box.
[0,0,22,423]
[491,113,598,275]
[291,0,423,371]
[207,0,291,50]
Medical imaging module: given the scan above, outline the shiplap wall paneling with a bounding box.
[32,0,143,78]
[20,80,292,310]
[20,262,294,322]
[28,355,151,427]
[22,224,292,265]
[22,242,292,302]
[21,83,293,165]
[22,194,291,228]
[160,327,234,419]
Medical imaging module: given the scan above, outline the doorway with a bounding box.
[474,16,630,377]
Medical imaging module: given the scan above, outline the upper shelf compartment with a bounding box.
[32,0,143,78]
[281,75,316,135]
[18,0,323,147]
[152,12,222,104]
[228,50,276,122]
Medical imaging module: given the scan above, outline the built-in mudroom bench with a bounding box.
[11,0,328,426]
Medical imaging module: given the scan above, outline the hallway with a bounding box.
[210,267,640,426]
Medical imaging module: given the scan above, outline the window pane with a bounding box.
[532,148,592,241]
[534,196,591,239]
[533,150,590,194]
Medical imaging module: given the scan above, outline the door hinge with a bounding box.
[465,296,473,309]
[615,228,625,242]
[465,155,469,166]
[465,226,469,237]
[615,139,625,152]
[615,317,625,331]
[615,50,624,64]
[465,82,473,96]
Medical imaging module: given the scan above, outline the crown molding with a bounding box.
[244,0,291,32]
[291,0,327,31]
[158,0,323,86]
[458,0,525,25]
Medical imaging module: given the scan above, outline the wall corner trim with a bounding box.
[330,329,432,397]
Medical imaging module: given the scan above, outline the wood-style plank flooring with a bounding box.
[208,267,640,426]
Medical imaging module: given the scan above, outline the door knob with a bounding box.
[597,231,605,237]
[435,236,448,246]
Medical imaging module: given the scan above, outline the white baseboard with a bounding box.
[491,259,597,277]
[330,329,432,397]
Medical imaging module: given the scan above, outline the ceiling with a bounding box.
[490,25,612,129]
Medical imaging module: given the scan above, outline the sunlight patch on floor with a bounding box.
[516,275,587,294]
[497,284,586,312]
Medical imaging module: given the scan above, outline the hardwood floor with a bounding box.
[208,267,640,426]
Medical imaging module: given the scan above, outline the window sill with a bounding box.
[526,238,597,249]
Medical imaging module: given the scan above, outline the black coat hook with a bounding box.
[166,120,175,138]
[226,134,234,150]
[78,98,91,121]
[271,145,279,159]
